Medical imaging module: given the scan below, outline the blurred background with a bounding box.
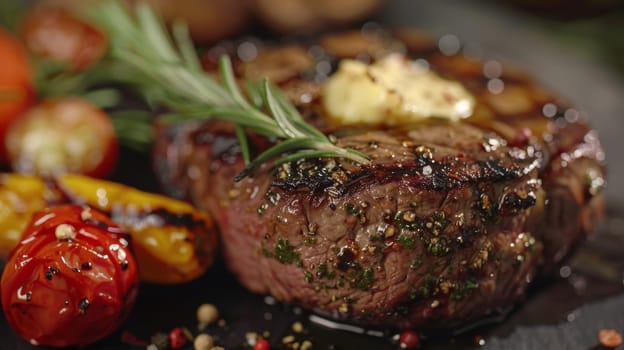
[0,1,623,349]
[381,0,624,206]
[2,0,622,202]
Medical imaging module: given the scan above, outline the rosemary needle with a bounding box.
[89,0,370,179]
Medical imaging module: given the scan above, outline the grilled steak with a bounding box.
[153,30,606,330]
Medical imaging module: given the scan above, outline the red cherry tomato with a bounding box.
[1,205,139,347]
[0,28,34,162]
[5,97,118,177]
[20,6,107,70]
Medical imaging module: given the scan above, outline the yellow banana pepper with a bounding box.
[0,173,218,284]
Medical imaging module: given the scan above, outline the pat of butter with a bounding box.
[322,54,475,125]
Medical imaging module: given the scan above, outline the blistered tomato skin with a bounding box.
[5,97,119,178]
[1,205,139,347]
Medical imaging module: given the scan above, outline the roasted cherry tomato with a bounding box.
[0,28,34,162]
[20,6,107,70]
[5,97,118,177]
[1,205,139,347]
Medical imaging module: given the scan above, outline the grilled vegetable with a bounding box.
[0,173,218,284]
[0,174,61,257]
[58,174,219,284]
[5,97,119,177]
[1,204,139,347]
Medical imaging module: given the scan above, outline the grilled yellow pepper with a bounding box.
[0,173,218,284]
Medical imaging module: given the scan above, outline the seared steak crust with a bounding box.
[153,29,605,329]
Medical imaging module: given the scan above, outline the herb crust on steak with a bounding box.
[153,29,605,330]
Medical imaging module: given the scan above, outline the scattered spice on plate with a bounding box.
[169,327,191,349]
[193,333,214,350]
[246,332,260,346]
[598,329,623,348]
[150,332,170,350]
[197,303,220,330]
[291,321,304,333]
[473,335,486,347]
[282,335,295,344]
[300,340,313,350]
[254,338,271,350]
[399,330,420,349]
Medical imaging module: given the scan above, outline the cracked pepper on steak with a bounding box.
[153,30,606,330]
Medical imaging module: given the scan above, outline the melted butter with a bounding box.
[322,54,475,125]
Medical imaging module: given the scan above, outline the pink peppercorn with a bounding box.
[399,330,420,349]
[254,338,270,350]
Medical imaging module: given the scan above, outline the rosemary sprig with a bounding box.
[89,0,369,179]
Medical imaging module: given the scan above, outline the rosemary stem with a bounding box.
[88,0,371,179]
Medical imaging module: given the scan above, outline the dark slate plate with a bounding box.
[2,1,624,349]
[2,196,622,350]
[483,294,624,350]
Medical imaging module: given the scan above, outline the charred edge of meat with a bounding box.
[193,130,243,166]
[272,154,539,195]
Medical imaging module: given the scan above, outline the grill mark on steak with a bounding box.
[153,29,605,330]
[269,124,543,197]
